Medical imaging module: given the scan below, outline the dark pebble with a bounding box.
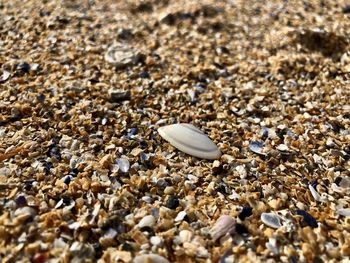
[63,175,72,185]
[70,168,79,176]
[343,5,350,13]
[334,176,342,186]
[15,195,27,206]
[235,223,249,235]
[16,62,31,73]
[43,161,53,175]
[238,206,253,221]
[166,196,179,209]
[139,71,150,79]
[296,209,318,228]
[24,181,33,191]
[47,145,61,160]
[37,94,46,103]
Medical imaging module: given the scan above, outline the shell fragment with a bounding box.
[157,123,221,160]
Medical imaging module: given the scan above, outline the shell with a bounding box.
[210,215,236,242]
[133,254,170,263]
[157,123,221,160]
[337,208,350,217]
[137,215,156,228]
[105,44,144,69]
[261,213,282,229]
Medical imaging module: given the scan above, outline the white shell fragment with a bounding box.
[337,208,350,217]
[210,215,236,242]
[157,123,221,160]
[137,215,156,228]
[133,254,170,263]
[308,184,322,202]
[261,213,282,229]
[105,44,144,69]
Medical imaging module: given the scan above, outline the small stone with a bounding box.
[157,123,221,160]
[276,144,289,152]
[261,213,282,229]
[343,5,350,13]
[166,196,179,209]
[63,175,72,185]
[15,195,27,206]
[16,62,31,73]
[150,236,162,246]
[105,44,144,69]
[139,71,150,78]
[14,206,37,220]
[137,215,156,228]
[295,209,318,228]
[174,211,187,222]
[238,206,253,221]
[210,215,236,242]
[116,158,130,173]
[164,186,175,195]
[133,254,169,263]
[108,88,131,102]
[179,229,193,243]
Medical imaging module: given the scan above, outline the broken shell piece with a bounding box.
[105,44,144,69]
[210,215,236,242]
[157,123,221,160]
[0,70,10,83]
[308,184,322,202]
[261,213,282,229]
[133,254,170,263]
[337,208,350,217]
[249,141,266,156]
[137,215,156,228]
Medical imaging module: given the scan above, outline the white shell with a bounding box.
[133,254,170,263]
[261,213,282,229]
[210,215,236,242]
[157,124,221,160]
[137,215,156,228]
[308,184,322,202]
[337,208,350,217]
[105,44,143,69]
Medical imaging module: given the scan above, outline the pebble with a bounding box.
[137,215,156,228]
[260,213,282,229]
[210,215,236,242]
[108,88,131,102]
[14,206,37,220]
[15,195,27,206]
[276,144,289,152]
[238,206,253,221]
[166,196,180,209]
[116,158,130,173]
[133,254,170,263]
[150,236,162,246]
[105,44,144,69]
[295,209,318,228]
[174,211,187,222]
[157,123,221,160]
[16,62,31,73]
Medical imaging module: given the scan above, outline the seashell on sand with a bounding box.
[157,123,221,160]
[210,215,236,242]
[261,212,282,229]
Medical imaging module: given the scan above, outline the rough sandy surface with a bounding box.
[0,0,350,262]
